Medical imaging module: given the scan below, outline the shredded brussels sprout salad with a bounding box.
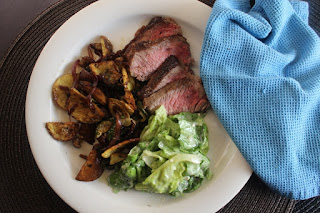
[108,106,212,196]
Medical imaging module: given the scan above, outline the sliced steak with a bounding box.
[125,17,182,50]
[143,74,210,115]
[139,55,192,98]
[124,35,193,82]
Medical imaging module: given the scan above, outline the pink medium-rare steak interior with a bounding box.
[139,55,192,98]
[125,35,192,81]
[143,74,210,115]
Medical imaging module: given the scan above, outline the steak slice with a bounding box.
[124,17,182,50]
[143,74,210,115]
[124,35,193,82]
[139,55,192,98]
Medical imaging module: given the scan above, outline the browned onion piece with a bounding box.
[85,75,99,113]
[124,119,136,139]
[79,154,88,160]
[88,45,94,60]
[72,59,80,89]
[79,70,95,83]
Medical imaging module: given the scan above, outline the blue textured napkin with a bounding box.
[200,0,320,200]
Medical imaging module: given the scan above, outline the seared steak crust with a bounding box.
[124,17,182,52]
[143,74,210,115]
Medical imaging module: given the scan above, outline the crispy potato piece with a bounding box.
[96,120,113,138]
[108,98,135,119]
[121,67,136,110]
[89,43,103,57]
[76,148,103,181]
[120,117,133,127]
[109,153,127,165]
[89,61,122,85]
[78,81,107,105]
[121,67,134,92]
[103,69,122,85]
[45,122,79,141]
[124,91,137,111]
[100,36,113,57]
[90,43,102,52]
[89,61,115,75]
[101,138,140,158]
[68,88,105,124]
[52,74,73,110]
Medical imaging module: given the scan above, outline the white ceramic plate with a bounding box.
[25,0,252,212]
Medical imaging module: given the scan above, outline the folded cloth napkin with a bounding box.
[200,0,320,200]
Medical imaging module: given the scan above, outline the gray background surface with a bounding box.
[0,0,59,59]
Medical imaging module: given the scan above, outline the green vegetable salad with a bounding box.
[108,106,212,196]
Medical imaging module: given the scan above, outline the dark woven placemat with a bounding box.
[0,0,319,212]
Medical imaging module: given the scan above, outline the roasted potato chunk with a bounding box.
[124,91,137,111]
[89,61,115,75]
[121,67,137,110]
[100,36,113,57]
[101,138,140,158]
[103,69,122,85]
[89,42,103,58]
[76,148,103,181]
[68,88,105,124]
[90,43,102,52]
[96,120,113,138]
[52,74,73,110]
[89,61,122,85]
[109,153,127,165]
[108,98,134,118]
[121,67,134,92]
[45,122,79,141]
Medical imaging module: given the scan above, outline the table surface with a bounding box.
[0,0,319,212]
[0,0,59,59]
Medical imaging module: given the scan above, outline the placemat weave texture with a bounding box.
[0,0,318,212]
